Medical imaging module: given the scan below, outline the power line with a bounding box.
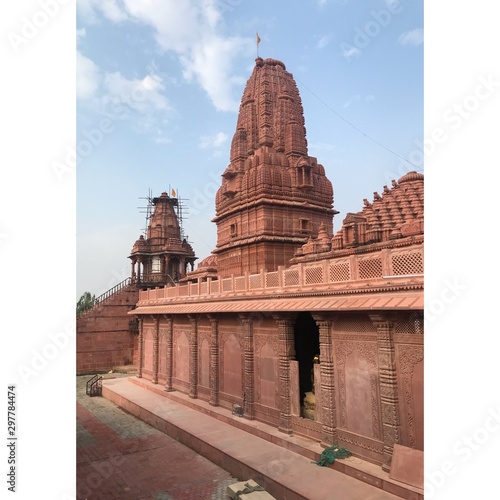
[296,76,423,171]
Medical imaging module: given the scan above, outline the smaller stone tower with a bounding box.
[129,192,197,286]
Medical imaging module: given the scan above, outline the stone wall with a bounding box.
[76,285,139,373]
[136,309,423,466]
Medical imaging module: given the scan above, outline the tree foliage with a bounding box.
[77,291,96,316]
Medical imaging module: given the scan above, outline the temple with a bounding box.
[77,57,423,487]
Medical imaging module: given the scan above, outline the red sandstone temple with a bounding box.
[77,57,423,480]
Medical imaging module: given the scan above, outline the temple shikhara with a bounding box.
[77,57,423,493]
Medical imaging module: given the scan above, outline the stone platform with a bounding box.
[102,377,423,500]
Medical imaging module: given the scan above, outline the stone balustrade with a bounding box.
[138,244,423,304]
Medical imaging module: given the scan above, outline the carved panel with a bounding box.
[335,340,381,440]
[397,344,424,449]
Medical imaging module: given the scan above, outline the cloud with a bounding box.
[102,72,169,114]
[77,0,128,23]
[342,46,361,60]
[343,94,375,109]
[79,0,253,112]
[398,28,424,46]
[199,132,228,149]
[77,51,101,100]
[317,33,333,49]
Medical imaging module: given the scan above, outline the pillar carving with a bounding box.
[370,313,401,471]
[152,317,159,384]
[313,315,337,446]
[275,314,296,435]
[137,317,143,378]
[164,316,174,391]
[240,314,255,420]
[188,315,198,399]
[208,315,219,406]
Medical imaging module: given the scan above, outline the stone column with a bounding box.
[164,316,174,391]
[275,315,296,435]
[137,317,143,378]
[208,315,219,406]
[136,257,142,283]
[370,314,401,471]
[131,258,136,283]
[152,317,159,384]
[240,315,255,420]
[313,315,337,447]
[188,315,198,399]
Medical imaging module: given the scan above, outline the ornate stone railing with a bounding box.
[138,245,423,303]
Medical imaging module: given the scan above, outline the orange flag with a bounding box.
[256,32,261,47]
[171,188,176,197]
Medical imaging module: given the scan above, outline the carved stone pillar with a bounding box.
[240,315,255,420]
[136,257,142,283]
[370,313,401,471]
[313,315,337,446]
[131,258,136,283]
[188,315,198,399]
[275,315,296,435]
[164,316,174,391]
[152,317,159,384]
[208,315,219,406]
[137,317,143,378]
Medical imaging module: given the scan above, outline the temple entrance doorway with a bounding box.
[293,312,320,420]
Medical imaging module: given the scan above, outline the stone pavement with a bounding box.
[77,374,239,499]
[101,376,414,500]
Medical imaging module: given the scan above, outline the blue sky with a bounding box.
[76,0,424,298]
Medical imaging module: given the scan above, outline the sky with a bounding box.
[76,0,424,299]
[3,1,500,499]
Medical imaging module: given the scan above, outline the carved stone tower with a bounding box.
[213,57,336,277]
[129,192,197,286]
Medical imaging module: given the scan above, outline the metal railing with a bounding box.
[78,277,131,317]
[85,374,102,397]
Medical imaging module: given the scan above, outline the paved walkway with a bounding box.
[77,375,238,499]
[102,377,408,500]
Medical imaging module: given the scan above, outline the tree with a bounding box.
[77,291,96,316]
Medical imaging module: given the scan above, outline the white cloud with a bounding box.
[77,51,101,100]
[398,28,424,46]
[102,71,169,115]
[199,131,228,149]
[317,33,333,50]
[78,0,253,112]
[77,28,86,41]
[342,46,361,60]
[77,0,128,23]
[343,94,375,109]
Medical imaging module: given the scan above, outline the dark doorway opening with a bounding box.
[293,312,320,418]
